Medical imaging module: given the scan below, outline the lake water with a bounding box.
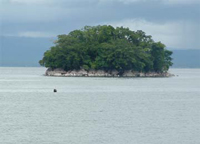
[0,68,200,144]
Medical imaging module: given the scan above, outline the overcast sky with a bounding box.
[0,0,200,49]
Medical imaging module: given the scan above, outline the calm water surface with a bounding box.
[0,68,200,144]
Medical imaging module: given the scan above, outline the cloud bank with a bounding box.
[0,0,199,49]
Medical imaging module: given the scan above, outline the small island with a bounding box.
[39,25,174,77]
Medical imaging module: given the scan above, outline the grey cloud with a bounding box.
[1,0,199,49]
[2,0,199,23]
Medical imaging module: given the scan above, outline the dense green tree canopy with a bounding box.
[39,25,173,73]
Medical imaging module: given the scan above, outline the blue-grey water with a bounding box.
[0,68,200,144]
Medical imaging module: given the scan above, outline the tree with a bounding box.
[39,25,173,74]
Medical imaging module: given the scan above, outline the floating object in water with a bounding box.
[54,89,57,92]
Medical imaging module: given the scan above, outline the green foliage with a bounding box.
[39,25,173,73]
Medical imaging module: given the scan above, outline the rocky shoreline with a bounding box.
[45,68,174,77]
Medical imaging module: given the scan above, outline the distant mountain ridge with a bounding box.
[0,36,53,67]
[0,37,199,68]
[172,49,200,68]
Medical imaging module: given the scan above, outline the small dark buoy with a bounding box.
[54,89,57,93]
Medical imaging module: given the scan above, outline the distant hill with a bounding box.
[0,36,199,68]
[172,50,200,68]
[0,36,53,67]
